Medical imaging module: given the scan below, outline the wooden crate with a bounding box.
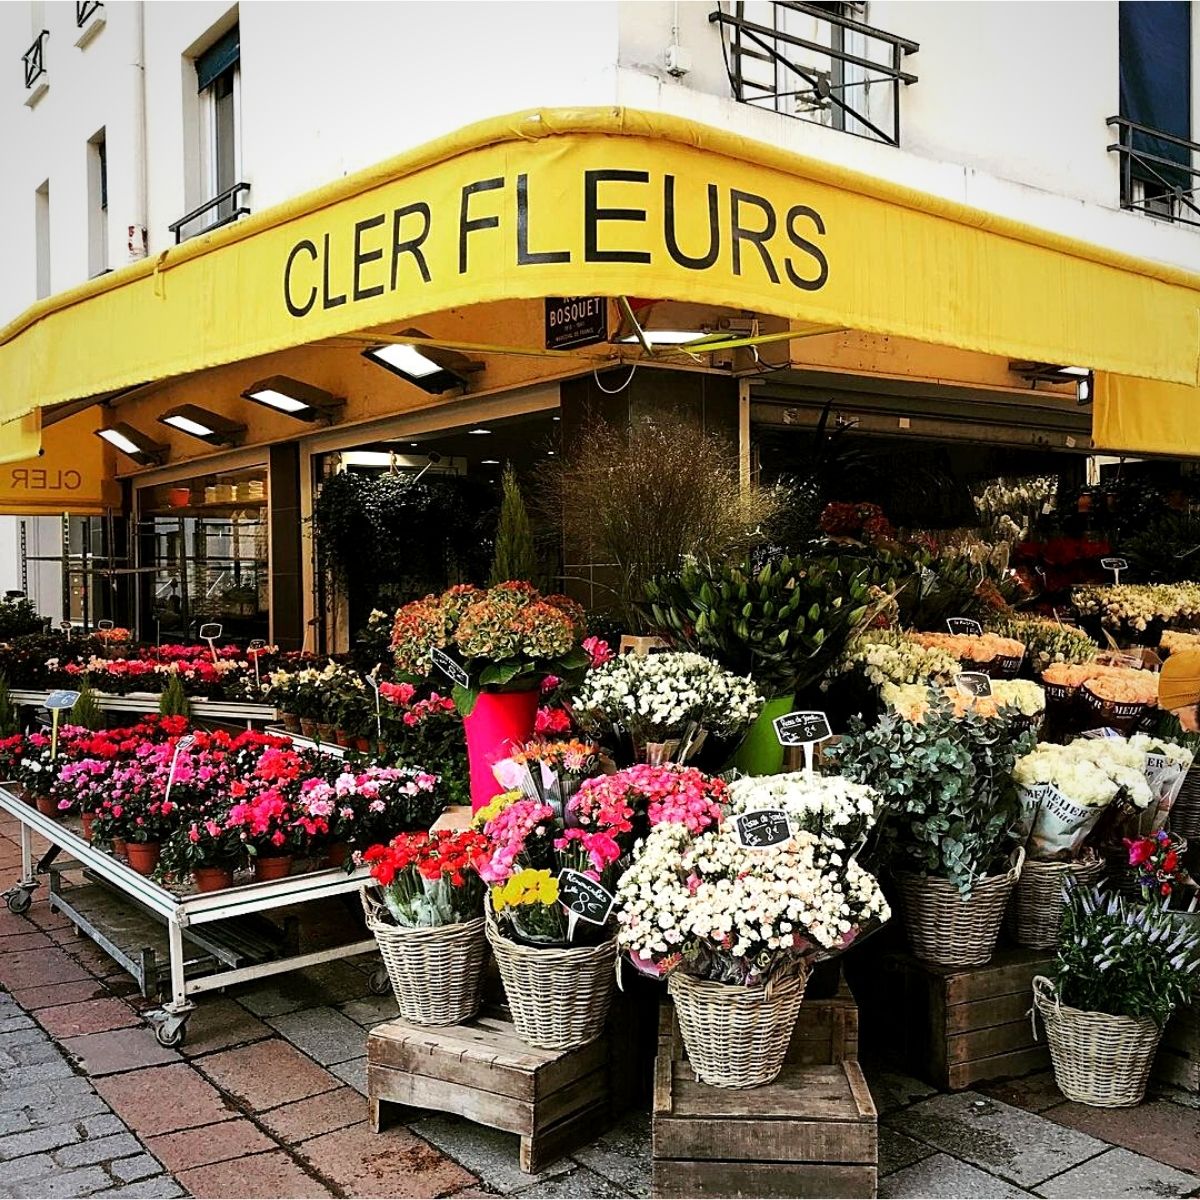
[1156,1001,1200,1090]
[368,1006,620,1173]
[863,948,1052,1090]
[651,997,876,1199]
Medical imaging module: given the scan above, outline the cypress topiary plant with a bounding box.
[159,671,191,718]
[71,679,104,731]
[0,672,18,737]
[489,463,538,587]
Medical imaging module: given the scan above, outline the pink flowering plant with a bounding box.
[569,763,728,842]
[377,681,469,807]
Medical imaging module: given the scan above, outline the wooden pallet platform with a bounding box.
[368,1005,623,1174]
[652,997,877,1199]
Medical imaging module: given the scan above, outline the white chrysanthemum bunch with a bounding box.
[614,821,889,986]
[725,772,880,850]
[572,651,762,742]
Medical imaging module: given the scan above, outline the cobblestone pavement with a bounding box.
[6,812,1200,1198]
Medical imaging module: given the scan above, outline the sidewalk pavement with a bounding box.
[4,814,1200,1199]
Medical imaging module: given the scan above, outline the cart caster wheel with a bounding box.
[5,889,31,916]
[369,967,390,996]
[153,1018,187,1048]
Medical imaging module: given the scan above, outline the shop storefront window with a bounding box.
[137,466,268,643]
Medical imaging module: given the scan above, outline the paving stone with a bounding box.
[886,1091,1108,1188]
[0,1025,54,1048]
[8,1038,72,1067]
[174,999,270,1058]
[879,1128,935,1177]
[234,960,373,1018]
[1042,1097,1200,1174]
[95,1064,239,1136]
[176,1149,334,1198]
[337,994,399,1028]
[299,1121,477,1198]
[867,1070,938,1116]
[0,948,91,990]
[879,1153,1032,1198]
[0,1120,85,1160]
[0,1152,56,1183]
[10,980,110,1011]
[0,1165,112,1198]
[257,1086,367,1143]
[978,1071,1065,1115]
[36,999,140,1040]
[510,1167,629,1198]
[80,1114,128,1138]
[145,1117,275,1172]
[0,1111,31,1136]
[197,1038,340,1111]
[0,1058,76,1084]
[92,1178,184,1199]
[0,1015,36,1033]
[266,1006,367,1066]
[565,1111,650,1195]
[108,1154,164,1184]
[60,1028,180,1077]
[330,1055,367,1095]
[412,1114,573,1195]
[1034,1146,1199,1198]
[53,1131,144,1167]
[0,932,56,955]
[25,1085,110,1126]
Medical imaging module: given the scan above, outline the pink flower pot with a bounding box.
[463,689,540,810]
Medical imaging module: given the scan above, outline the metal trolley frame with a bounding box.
[11,690,277,729]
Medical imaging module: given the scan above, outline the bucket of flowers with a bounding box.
[1034,882,1200,1107]
[614,773,889,1089]
[492,738,608,814]
[361,829,490,1026]
[475,792,623,1050]
[571,650,761,768]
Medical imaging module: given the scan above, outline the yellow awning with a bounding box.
[2,107,1198,456]
[1093,373,1200,457]
[0,409,120,514]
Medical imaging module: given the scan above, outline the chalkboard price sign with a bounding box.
[198,622,224,641]
[430,646,471,689]
[773,710,832,747]
[557,869,615,926]
[1100,558,1128,572]
[45,690,80,711]
[946,617,984,636]
[733,809,793,850]
[955,672,992,698]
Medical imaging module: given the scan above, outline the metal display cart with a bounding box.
[11,690,276,728]
[0,786,385,1047]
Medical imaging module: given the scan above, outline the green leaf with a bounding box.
[451,685,479,717]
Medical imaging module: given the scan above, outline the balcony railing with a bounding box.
[709,1,918,146]
[1108,116,1200,227]
[22,30,47,91]
[168,182,251,243]
[76,1,102,28]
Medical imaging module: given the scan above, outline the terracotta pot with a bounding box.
[299,718,317,738]
[111,837,128,861]
[335,728,351,748]
[315,722,337,743]
[463,689,540,811]
[354,736,372,752]
[193,865,235,893]
[34,794,60,819]
[280,712,301,733]
[325,842,349,868]
[126,841,161,876]
[81,811,95,842]
[253,855,293,882]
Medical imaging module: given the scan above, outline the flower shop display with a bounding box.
[361,829,490,1025]
[1161,629,1200,657]
[569,763,729,841]
[1040,662,1160,734]
[836,631,962,692]
[571,650,762,768]
[1034,884,1200,1106]
[641,553,872,773]
[987,615,1096,675]
[1073,582,1200,644]
[881,679,1045,725]
[834,693,1035,965]
[391,583,590,807]
[613,810,889,1087]
[909,632,1026,678]
[492,738,607,813]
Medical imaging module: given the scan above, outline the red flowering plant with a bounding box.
[362,830,488,927]
[1126,830,1184,902]
[377,681,469,806]
[224,745,317,859]
[390,582,589,716]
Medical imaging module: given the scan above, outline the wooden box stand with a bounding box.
[368,1005,625,1174]
[861,948,1053,1090]
[651,993,877,1199]
[1156,1001,1200,1090]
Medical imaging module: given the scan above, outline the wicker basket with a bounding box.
[1007,855,1105,950]
[668,968,808,1089]
[1170,765,1200,841]
[1033,975,1163,1107]
[896,849,1023,967]
[362,889,486,1026]
[485,903,616,1050]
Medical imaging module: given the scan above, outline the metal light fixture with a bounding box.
[95,422,169,466]
[241,376,342,423]
[362,329,481,394]
[158,405,246,447]
[1010,361,1093,406]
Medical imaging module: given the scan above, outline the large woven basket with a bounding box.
[897,849,1023,966]
[668,968,808,1089]
[362,889,486,1026]
[485,904,616,1050]
[1169,765,1200,840]
[1007,855,1104,950]
[1033,975,1162,1107]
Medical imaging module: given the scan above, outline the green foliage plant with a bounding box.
[0,673,18,737]
[1056,883,1200,1026]
[71,679,104,731]
[832,692,1036,894]
[0,596,44,642]
[489,463,539,587]
[642,553,874,699]
[158,671,191,718]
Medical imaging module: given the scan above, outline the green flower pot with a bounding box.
[732,695,795,776]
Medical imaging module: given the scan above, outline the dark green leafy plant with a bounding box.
[71,679,104,731]
[642,554,874,698]
[832,693,1036,894]
[1056,884,1200,1026]
[0,596,44,642]
[158,672,191,718]
[1122,512,1200,584]
[0,673,17,737]
[489,464,539,587]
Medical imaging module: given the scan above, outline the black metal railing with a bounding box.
[1108,116,1200,227]
[76,1,102,28]
[709,2,918,146]
[168,182,251,243]
[22,30,47,91]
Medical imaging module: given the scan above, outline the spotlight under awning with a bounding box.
[158,405,246,447]
[241,376,343,423]
[95,422,169,466]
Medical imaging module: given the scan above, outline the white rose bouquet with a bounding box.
[1073,583,1200,633]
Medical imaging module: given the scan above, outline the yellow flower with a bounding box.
[472,790,523,830]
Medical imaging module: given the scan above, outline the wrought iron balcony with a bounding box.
[76,1,102,28]
[1108,116,1200,227]
[709,1,918,146]
[22,30,47,91]
[168,182,251,243]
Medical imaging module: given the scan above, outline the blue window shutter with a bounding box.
[196,26,239,92]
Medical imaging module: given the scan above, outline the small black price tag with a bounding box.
[955,672,992,698]
[430,646,471,689]
[45,690,80,711]
[198,622,224,640]
[733,809,793,850]
[557,869,615,925]
[773,710,832,747]
[946,617,984,636]
[1100,557,1128,572]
